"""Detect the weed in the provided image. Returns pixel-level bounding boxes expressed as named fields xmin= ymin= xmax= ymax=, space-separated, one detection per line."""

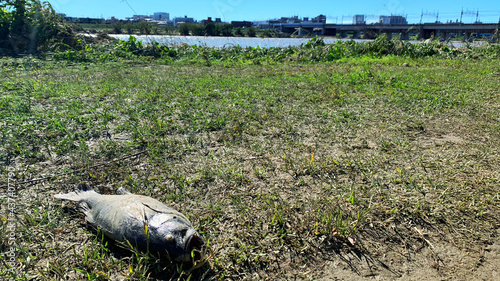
xmin=1 ymin=52 xmax=499 ymax=280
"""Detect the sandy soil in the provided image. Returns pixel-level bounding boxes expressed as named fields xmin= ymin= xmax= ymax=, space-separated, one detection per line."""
xmin=319 ymin=229 xmax=500 ymax=280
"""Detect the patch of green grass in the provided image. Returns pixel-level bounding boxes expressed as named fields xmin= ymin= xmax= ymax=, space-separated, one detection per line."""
xmin=0 ymin=54 xmax=499 ymax=280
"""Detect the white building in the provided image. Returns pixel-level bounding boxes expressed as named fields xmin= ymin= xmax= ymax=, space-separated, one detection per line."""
xmin=132 ymin=15 xmax=150 ymax=22
xmin=153 ymin=12 xmax=169 ymax=21
xmin=379 ymin=15 xmax=408 ymax=25
xmin=353 ymin=15 xmax=365 ymax=25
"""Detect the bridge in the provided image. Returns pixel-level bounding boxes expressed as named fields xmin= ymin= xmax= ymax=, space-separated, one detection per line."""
xmin=274 ymin=22 xmax=500 ymax=41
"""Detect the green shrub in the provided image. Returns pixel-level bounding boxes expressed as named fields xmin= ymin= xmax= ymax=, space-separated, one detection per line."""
xmin=179 ymin=23 xmax=190 ymax=35
xmin=219 ymin=23 xmax=233 ymax=37
xmin=191 ymin=24 xmax=206 ymax=36
xmin=0 ymin=0 xmax=80 ymax=55
xmin=205 ymin=23 xmax=217 ymax=36
xmin=247 ymin=27 xmax=256 ymax=37
xmin=48 ymin=31 xmax=500 ymax=64
xmin=235 ymin=27 xmax=244 ymax=37
xmin=112 ymin=22 xmax=123 ymax=34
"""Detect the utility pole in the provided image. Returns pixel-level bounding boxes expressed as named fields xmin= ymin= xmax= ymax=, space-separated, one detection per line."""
xmin=460 ymin=8 xmax=463 ymax=24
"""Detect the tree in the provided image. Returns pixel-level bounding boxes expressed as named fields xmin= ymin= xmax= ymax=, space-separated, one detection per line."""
xmin=235 ymin=27 xmax=244 ymax=37
xmin=112 ymin=22 xmax=124 ymax=34
xmin=219 ymin=23 xmax=233 ymax=37
xmin=191 ymin=24 xmax=205 ymax=36
xmin=247 ymin=27 xmax=256 ymax=37
xmin=179 ymin=23 xmax=190 ymax=35
xmin=125 ymin=22 xmax=134 ymax=34
xmin=205 ymin=23 xmax=217 ymax=36
xmin=0 ymin=3 xmax=11 ymax=42
xmin=136 ymin=22 xmax=152 ymax=35
xmin=261 ymin=30 xmax=273 ymax=38
xmin=164 ymin=25 xmax=175 ymax=35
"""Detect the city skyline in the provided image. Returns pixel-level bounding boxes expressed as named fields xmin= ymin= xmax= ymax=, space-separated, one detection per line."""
xmin=49 ymin=0 xmax=500 ymax=24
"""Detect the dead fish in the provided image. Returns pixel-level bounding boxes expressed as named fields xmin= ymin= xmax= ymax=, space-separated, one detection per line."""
xmin=54 ymin=185 xmax=204 ymax=262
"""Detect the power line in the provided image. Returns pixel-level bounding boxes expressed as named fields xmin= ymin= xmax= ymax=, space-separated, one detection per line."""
xmin=121 ymin=0 xmax=138 ymax=16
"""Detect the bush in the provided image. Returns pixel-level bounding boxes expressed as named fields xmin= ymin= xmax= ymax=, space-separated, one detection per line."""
xmin=125 ymin=23 xmax=134 ymax=34
xmin=235 ymin=27 xmax=244 ymax=37
xmin=304 ymin=36 xmax=325 ymax=48
xmin=0 ymin=0 xmax=80 ymax=55
xmin=112 ymin=22 xmax=123 ymax=34
xmin=260 ymin=30 xmax=274 ymax=38
xmin=205 ymin=23 xmax=217 ymax=36
xmin=247 ymin=27 xmax=256 ymax=37
xmin=179 ymin=23 xmax=190 ymax=36
xmin=136 ymin=22 xmax=152 ymax=35
xmin=191 ymin=24 xmax=206 ymax=36
xmin=219 ymin=23 xmax=233 ymax=37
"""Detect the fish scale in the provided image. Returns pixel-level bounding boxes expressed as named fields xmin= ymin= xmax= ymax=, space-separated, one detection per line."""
xmin=55 ymin=185 xmax=204 ymax=262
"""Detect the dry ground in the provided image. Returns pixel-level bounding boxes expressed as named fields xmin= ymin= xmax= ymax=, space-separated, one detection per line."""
xmin=1 ymin=57 xmax=499 ymax=280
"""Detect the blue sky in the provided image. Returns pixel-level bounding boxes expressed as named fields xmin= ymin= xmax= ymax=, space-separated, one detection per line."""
xmin=49 ymin=0 xmax=499 ymax=24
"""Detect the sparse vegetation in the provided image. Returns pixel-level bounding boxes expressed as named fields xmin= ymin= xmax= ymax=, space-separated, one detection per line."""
xmin=0 ymin=24 xmax=499 ymax=281
xmin=41 ymin=35 xmax=500 ymax=64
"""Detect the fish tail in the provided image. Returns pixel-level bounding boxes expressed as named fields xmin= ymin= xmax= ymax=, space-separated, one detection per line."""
xmin=54 ymin=183 xmax=100 ymax=202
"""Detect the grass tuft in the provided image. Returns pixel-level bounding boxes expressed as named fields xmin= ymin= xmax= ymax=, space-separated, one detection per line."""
xmin=1 ymin=44 xmax=499 ymax=280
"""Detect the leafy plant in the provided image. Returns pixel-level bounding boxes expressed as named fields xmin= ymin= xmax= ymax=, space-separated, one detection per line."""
xmin=304 ymin=36 xmax=325 ymax=48
xmin=0 ymin=0 xmax=79 ymax=55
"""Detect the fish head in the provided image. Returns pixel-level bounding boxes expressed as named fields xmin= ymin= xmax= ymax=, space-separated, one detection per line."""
xmin=148 ymin=213 xmax=205 ymax=262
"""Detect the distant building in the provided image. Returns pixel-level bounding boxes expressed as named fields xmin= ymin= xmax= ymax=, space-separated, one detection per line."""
xmin=201 ymin=17 xmax=213 ymax=25
xmin=282 ymin=16 xmax=301 ymax=23
xmin=62 ymin=16 xmax=105 ymax=24
xmin=379 ymin=15 xmax=407 ymax=25
xmin=267 ymin=16 xmax=301 ymax=24
xmin=231 ymin=21 xmax=252 ymax=28
xmin=390 ymin=15 xmax=407 ymax=24
xmin=174 ymin=16 xmax=195 ymax=26
xmin=379 ymin=16 xmax=390 ymax=25
xmin=353 ymin=15 xmax=366 ymax=25
xmin=153 ymin=12 xmax=169 ymax=21
xmin=132 ymin=15 xmax=150 ymax=22
xmin=253 ymin=20 xmax=268 ymax=29
xmin=311 ymin=14 xmax=326 ymax=23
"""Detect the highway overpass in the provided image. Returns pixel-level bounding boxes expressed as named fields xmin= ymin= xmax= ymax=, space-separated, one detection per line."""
xmin=273 ymin=22 xmax=499 ymax=41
